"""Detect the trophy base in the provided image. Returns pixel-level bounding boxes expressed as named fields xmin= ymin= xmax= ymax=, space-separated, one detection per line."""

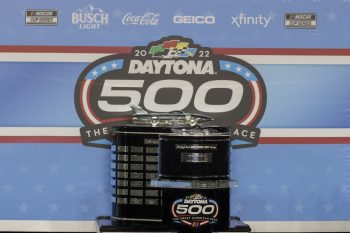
xmin=96 ymin=216 xmax=251 ymax=233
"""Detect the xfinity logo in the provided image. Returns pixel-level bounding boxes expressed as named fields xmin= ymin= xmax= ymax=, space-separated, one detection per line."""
xmin=173 ymin=15 xmax=215 ymax=24
xmin=231 ymin=13 xmax=271 ymax=28
xmin=122 ymin=12 xmax=160 ymax=25
xmin=72 ymin=4 xmax=109 ymax=29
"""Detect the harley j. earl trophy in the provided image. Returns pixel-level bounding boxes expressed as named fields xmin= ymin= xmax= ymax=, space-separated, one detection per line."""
xmin=96 ymin=106 xmax=251 ymax=233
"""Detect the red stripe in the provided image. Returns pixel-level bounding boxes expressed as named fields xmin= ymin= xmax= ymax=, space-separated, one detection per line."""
xmin=249 ymin=81 xmax=263 ymax=125
xmin=80 ymin=80 xmax=94 ymax=125
xmin=212 ymin=48 xmax=350 ymax=56
xmin=0 ymin=136 xmax=82 ymax=143
xmin=238 ymin=81 xmax=255 ymax=125
xmin=259 ymin=137 xmax=350 ymax=144
xmin=0 ymin=136 xmax=349 ymax=144
xmin=1 ymin=45 xmax=350 ymax=55
xmin=0 ymin=45 xmax=132 ymax=54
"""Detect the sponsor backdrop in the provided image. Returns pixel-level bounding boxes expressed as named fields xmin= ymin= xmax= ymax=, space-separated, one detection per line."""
xmin=1 ymin=0 xmax=350 ymax=231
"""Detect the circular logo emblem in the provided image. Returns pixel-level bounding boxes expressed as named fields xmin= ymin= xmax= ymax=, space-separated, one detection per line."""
xmin=74 ymin=36 xmax=267 ymax=148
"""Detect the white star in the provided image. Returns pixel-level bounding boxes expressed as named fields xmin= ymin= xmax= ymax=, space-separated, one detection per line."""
xmin=252 ymin=30 xmax=262 ymax=39
xmin=19 ymin=165 xmax=29 ymax=174
xmin=34 ymin=183 xmax=44 ymax=193
xmin=340 ymin=183 xmax=349 ymax=193
xmin=81 ymin=203 xmax=90 ymax=213
xmin=111 ymin=62 xmax=118 ymax=69
xmin=248 ymin=183 xmax=259 ymax=194
xmin=324 ymin=202 xmax=334 ymax=213
xmin=264 ymin=166 xmax=274 ymax=175
xmin=244 ymin=71 xmax=251 ymax=78
xmin=112 ymin=9 xmax=123 ymax=18
xmin=92 ymin=70 xmax=98 ymax=76
xmin=101 ymin=65 xmax=108 ymax=72
xmin=3 ymin=184 xmax=14 ymax=193
xmin=326 ymin=11 xmax=337 ymax=22
xmin=342 ymin=31 xmax=350 ymax=39
xmin=204 ymin=10 xmax=215 ymax=16
xmin=20 ymin=9 xmax=26 ymax=17
xmin=236 ymin=166 xmax=246 ymax=175
xmin=325 ymin=165 xmax=334 ymax=174
xmin=294 ymin=202 xmax=304 ymax=212
xmin=64 ymin=183 xmax=75 ymax=193
xmin=174 ymin=9 xmax=184 ymax=16
xmin=96 ymin=184 xmax=106 ymax=193
xmin=225 ymin=63 xmax=231 ymax=69
xmin=233 ymin=202 xmax=243 ymax=213
xmin=267 ymin=10 xmax=276 ymax=20
xmin=309 ymin=183 xmax=319 ymax=193
xmin=49 ymin=164 xmax=59 ymax=174
xmin=49 ymin=203 xmax=59 ymax=213
xmin=79 ymin=165 xmax=90 ymax=173
xmin=280 ymin=183 xmax=290 ymax=194
xmin=295 ymin=165 xmax=304 ymax=175
xmin=18 ymin=202 xmax=29 ymax=213
xmin=235 ymin=66 xmax=242 ymax=72
xmin=237 ymin=10 xmax=245 ymax=17
xmin=143 ymin=8 xmax=152 ymax=14
xmin=265 ymin=203 xmax=274 ymax=212
xmin=310 ymin=32 xmax=321 ymax=39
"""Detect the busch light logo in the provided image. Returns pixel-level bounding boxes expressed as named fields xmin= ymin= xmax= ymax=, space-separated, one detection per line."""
xmin=122 ymin=12 xmax=160 ymax=25
xmin=72 ymin=4 xmax=109 ymax=29
xmin=74 ymin=36 xmax=267 ymax=148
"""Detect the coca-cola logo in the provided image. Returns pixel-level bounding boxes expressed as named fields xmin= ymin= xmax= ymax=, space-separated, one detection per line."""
xmin=122 ymin=12 xmax=160 ymax=25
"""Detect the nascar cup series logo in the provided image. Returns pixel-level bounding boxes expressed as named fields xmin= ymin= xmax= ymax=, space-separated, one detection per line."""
xmin=172 ymin=194 xmax=219 ymax=227
xmin=74 ymin=36 xmax=267 ymax=148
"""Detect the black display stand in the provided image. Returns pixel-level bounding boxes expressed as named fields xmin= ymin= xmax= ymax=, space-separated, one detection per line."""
xmin=96 ymin=216 xmax=251 ymax=233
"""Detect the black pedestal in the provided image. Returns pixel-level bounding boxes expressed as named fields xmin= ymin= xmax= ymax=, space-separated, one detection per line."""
xmin=96 ymin=216 xmax=251 ymax=233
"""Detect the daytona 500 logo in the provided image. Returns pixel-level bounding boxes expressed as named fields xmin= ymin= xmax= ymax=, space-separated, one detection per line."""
xmin=74 ymin=36 xmax=266 ymax=148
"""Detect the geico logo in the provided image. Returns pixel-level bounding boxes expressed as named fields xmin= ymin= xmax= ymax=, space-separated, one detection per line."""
xmin=173 ymin=15 xmax=215 ymax=24
xmin=128 ymin=60 xmax=214 ymax=75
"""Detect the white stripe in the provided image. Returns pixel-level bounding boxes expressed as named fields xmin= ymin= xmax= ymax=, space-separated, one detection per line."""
xmin=235 ymin=55 xmax=350 ymax=65
xmin=0 ymin=220 xmax=350 ymax=232
xmin=0 ymin=127 xmax=80 ymax=136
xmin=82 ymin=79 xmax=101 ymax=124
xmin=1 ymin=53 xmax=350 ymax=64
xmin=0 ymin=220 xmax=97 ymax=232
xmin=0 ymin=53 xmax=111 ymax=62
xmin=260 ymin=128 xmax=350 ymax=137
xmin=0 ymin=127 xmax=349 ymax=137
xmin=247 ymin=221 xmax=350 ymax=232
xmin=239 ymin=82 xmax=260 ymax=125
